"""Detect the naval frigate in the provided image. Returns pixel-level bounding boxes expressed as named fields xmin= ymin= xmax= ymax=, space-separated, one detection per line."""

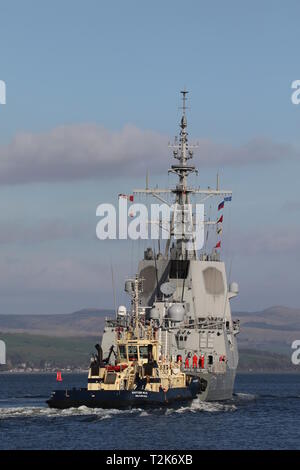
xmin=101 ymin=90 xmax=240 ymax=401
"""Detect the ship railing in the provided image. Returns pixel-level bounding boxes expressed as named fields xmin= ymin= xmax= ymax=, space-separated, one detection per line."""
xmin=212 ymin=362 xmax=227 ymax=373
xmin=180 ymin=318 xmax=225 ymax=330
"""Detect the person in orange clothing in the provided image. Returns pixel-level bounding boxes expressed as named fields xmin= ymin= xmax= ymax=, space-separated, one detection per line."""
xmin=192 ymin=353 xmax=198 ymax=368
xmin=199 ymin=354 xmax=205 ymax=369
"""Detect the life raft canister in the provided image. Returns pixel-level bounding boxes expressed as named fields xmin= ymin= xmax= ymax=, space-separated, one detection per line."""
xmin=106 ymin=364 xmax=128 ymax=372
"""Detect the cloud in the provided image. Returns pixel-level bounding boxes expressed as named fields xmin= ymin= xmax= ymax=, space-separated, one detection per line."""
xmin=0 ymin=124 xmax=167 ymax=185
xmin=0 ymin=254 xmax=112 ymax=293
xmin=0 ymin=124 xmax=297 ymax=185
xmin=0 ymin=219 xmax=91 ymax=245
xmin=197 ymin=137 xmax=297 ymax=166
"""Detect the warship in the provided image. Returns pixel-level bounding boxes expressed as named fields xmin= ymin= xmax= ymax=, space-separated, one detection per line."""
xmin=47 ymin=90 xmax=240 ymax=409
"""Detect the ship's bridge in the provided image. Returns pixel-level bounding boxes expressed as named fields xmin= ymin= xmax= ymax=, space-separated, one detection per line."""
xmin=117 ymin=338 xmax=159 ymax=365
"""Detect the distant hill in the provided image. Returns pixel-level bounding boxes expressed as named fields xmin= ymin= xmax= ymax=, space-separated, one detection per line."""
xmin=238 ymin=348 xmax=299 ymax=373
xmin=233 ymin=306 xmax=300 ymax=355
xmin=0 ymin=305 xmax=300 ymax=357
xmin=0 ymin=332 xmax=99 ymax=370
xmin=0 ymin=308 xmax=113 ymax=337
xmin=0 ymin=331 xmax=298 ymax=372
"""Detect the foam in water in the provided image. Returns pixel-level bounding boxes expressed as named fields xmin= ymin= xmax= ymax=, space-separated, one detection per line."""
xmin=0 ymin=405 xmax=140 ymax=420
xmin=0 ymin=395 xmax=240 ymax=421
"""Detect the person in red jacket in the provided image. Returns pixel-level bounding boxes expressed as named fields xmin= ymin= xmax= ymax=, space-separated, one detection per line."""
xmin=184 ymin=356 xmax=189 ymax=369
xmin=192 ymin=353 xmax=198 ymax=368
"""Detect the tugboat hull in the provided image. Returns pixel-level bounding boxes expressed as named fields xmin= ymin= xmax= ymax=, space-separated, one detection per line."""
xmin=47 ymin=380 xmax=201 ymax=410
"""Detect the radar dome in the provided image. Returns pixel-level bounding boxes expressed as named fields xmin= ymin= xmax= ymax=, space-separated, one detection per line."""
xmin=149 ymin=307 xmax=160 ymax=320
xmin=117 ymin=305 xmax=127 ymax=317
xmin=229 ymin=282 xmax=239 ymax=294
xmin=168 ymin=304 xmax=185 ymax=322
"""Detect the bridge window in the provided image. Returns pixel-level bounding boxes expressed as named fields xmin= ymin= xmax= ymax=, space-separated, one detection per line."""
xmin=118 ymin=345 xmax=127 ymax=361
xmin=139 ymin=346 xmax=148 ymax=359
xmin=128 ymin=345 xmax=138 ymax=361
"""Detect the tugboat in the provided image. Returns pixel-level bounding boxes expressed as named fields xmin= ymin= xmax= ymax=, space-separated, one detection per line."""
xmin=47 ymin=277 xmax=203 ymax=409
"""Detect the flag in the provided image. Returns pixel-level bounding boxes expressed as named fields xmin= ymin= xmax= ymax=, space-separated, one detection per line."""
xmin=119 ymin=194 xmax=134 ymax=202
xmin=215 ymin=241 xmax=221 ymax=249
xmin=217 ymin=227 xmax=223 ymax=235
xmin=224 ymin=196 xmax=232 ymax=202
xmin=217 ymin=215 xmax=223 ymax=224
xmin=218 ymin=200 xmax=224 ymax=211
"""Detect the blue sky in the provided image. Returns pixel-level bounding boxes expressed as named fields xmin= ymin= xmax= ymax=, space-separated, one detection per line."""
xmin=0 ymin=0 xmax=300 ymax=314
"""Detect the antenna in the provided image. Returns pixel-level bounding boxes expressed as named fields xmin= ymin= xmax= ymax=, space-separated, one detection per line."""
xmin=180 ymin=88 xmax=189 ymax=115
xmin=110 ymin=261 xmax=117 ymax=317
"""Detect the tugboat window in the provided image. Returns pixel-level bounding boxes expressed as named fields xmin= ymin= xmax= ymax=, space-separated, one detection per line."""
xmin=128 ymin=345 xmax=138 ymax=361
xmin=118 ymin=345 xmax=127 ymax=361
xmin=139 ymin=346 xmax=148 ymax=359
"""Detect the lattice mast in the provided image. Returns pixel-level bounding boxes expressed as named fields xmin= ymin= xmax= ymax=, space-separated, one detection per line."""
xmin=133 ymin=90 xmax=232 ymax=261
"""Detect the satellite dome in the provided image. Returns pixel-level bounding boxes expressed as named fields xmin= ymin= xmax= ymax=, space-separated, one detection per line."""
xmin=168 ymin=304 xmax=185 ymax=322
xmin=149 ymin=307 xmax=160 ymax=320
xmin=117 ymin=305 xmax=127 ymax=317
xmin=229 ymin=282 xmax=239 ymax=294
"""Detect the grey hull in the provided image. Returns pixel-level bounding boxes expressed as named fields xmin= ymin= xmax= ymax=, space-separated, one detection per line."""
xmin=195 ymin=367 xmax=236 ymax=401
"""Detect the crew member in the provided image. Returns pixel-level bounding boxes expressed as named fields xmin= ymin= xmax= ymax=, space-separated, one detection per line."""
xmin=192 ymin=353 xmax=198 ymax=368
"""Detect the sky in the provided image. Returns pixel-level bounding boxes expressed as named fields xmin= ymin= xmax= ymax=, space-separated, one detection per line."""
xmin=0 ymin=0 xmax=300 ymax=314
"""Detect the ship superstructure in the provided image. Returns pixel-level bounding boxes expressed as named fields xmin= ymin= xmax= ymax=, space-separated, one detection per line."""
xmin=101 ymin=91 xmax=240 ymax=401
